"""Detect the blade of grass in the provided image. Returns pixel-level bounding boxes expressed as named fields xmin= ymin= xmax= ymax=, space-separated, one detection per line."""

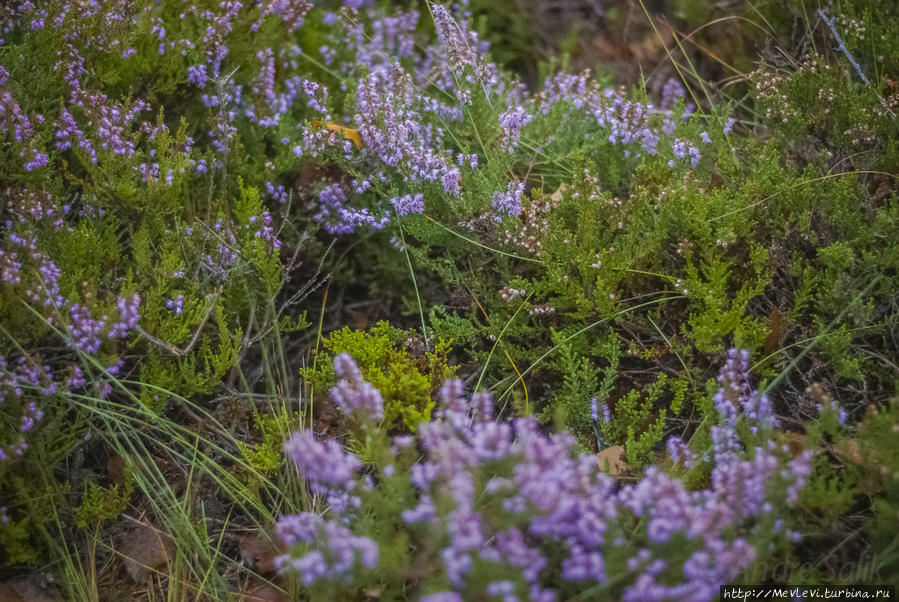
xmin=647 ymin=314 xmax=694 ymax=387
xmin=474 ymin=291 xmax=534 ymax=393
xmin=493 ymin=295 xmax=686 ymax=404
xmin=424 ymin=215 xmax=545 ymax=263
xmin=398 ymin=222 xmax=429 ymax=348
xmin=761 ymin=275 xmax=882 ymax=394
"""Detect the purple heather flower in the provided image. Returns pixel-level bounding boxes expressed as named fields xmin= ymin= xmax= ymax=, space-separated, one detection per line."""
xmin=68 ymin=304 xmax=106 ymax=353
xmin=165 ymin=295 xmax=184 ymax=315
xmin=402 ymin=493 xmax=436 ymax=524
xmin=671 ymin=138 xmax=701 ymax=168
xmin=106 ymin=360 xmax=125 ymax=377
xmin=315 ymin=183 xmax=388 ymax=234
xmin=492 ymin=181 xmax=525 ymax=216
xmin=431 ymin=5 xmax=497 ymax=89
xmin=498 ymin=105 xmax=533 ymax=153
xmin=284 ymin=429 xmax=361 ymax=494
xmin=187 ymin=64 xmax=207 ymax=88
xmin=666 ymin=436 xmax=697 ymax=468
xmin=108 ymin=294 xmax=141 ymax=339
xmin=390 ymin=193 xmax=425 ymax=216
xmin=64 ymin=366 xmax=86 ymax=390
xmin=723 ymin=118 xmax=735 ymax=134
xmin=562 ymin=543 xmax=605 ymax=582
xmin=486 ymin=581 xmax=516 ymax=596
xmin=276 ymin=512 xmax=323 ymax=547
xmin=275 ymin=512 xmax=378 ymax=585
xmin=391 ymin=435 xmax=414 ymax=453
xmin=441 ymin=168 xmax=461 ymax=196
xmin=785 ymin=450 xmax=813 ymax=505
xmin=329 ymin=354 xmax=384 ymax=420
xmin=420 ymin=594 xmax=463 ymax=602
xmin=353 ymin=64 xmax=461 ymax=194
xmin=265 ymin=181 xmax=288 ymax=204
xmin=660 ymin=77 xmax=686 ymax=110
xmin=817 ymin=399 xmax=848 ymax=425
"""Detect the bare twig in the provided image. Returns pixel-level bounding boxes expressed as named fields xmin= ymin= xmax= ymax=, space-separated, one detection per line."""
xmin=135 ymin=286 xmax=222 ymax=357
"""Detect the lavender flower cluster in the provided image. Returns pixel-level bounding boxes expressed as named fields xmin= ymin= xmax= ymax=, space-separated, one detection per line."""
xmin=0 ymin=356 xmax=48 ymax=461
xmin=276 ymin=350 xmax=813 ymax=600
xmin=2 ymin=0 xmax=726 ymax=256
xmin=286 ymin=1 xmax=726 ymax=239
xmin=275 ymin=512 xmax=378 ymax=586
xmin=1 ymin=225 xmax=142 ymax=354
xmin=288 ymin=2 xmax=507 ymax=233
xmin=0 ymin=349 xmax=118 ymax=464
xmin=0 ymin=65 xmax=48 ymax=171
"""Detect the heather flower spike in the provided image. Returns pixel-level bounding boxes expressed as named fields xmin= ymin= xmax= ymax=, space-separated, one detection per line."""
xmin=329 ymin=353 xmax=384 ymax=420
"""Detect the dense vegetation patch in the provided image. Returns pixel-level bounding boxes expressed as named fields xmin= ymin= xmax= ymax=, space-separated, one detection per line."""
xmin=1 ymin=0 xmax=897 ymax=599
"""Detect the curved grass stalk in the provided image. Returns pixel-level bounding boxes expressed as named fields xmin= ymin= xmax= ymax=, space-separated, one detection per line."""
xmin=750 ymin=322 xmax=890 ymax=373
xmin=424 ymin=215 xmax=545 ymax=263
xmin=474 ymin=291 xmax=535 ymax=393
xmin=761 ymin=275 xmax=882 ymax=394
xmin=493 ymin=295 xmax=686 ymax=404
xmin=398 ymin=222 xmax=429 ymax=349
xmin=710 ymin=170 xmax=899 ymax=222
xmin=10 ymin=300 xmax=305 ymax=597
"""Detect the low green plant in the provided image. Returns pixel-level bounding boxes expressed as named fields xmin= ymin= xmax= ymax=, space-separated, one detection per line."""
xmin=75 ymin=472 xmax=135 ymax=529
xmin=303 ymin=322 xmax=456 ymax=430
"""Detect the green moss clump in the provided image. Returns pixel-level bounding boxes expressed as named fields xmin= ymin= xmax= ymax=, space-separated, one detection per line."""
xmin=303 ymin=322 xmax=457 ymax=430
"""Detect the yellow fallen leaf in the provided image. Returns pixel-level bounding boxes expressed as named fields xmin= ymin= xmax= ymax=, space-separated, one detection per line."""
xmin=311 ymin=120 xmax=363 ymax=149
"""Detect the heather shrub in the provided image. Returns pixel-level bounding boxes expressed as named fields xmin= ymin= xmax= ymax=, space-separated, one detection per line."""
xmin=847 ymin=401 xmax=899 ymax=564
xmin=293 ymin=0 xmax=899 ymax=469
xmin=0 ymin=0 xmax=326 ymax=582
xmin=274 ymin=350 xmax=816 ymax=599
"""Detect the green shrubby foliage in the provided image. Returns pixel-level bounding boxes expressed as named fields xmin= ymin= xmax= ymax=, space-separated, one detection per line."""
xmin=302 ymin=322 xmax=456 ymax=430
xmin=237 ymin=411 xmax=300 ymax=476
xmin=0 ymin=0 xmax=897 ymax=595
xmin=75 ymin=471 xmax=135 ymax=529
xmin=0 ymin=0 xmax=323 ymax=575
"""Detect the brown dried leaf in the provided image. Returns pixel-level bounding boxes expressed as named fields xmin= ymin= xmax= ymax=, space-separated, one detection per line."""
xmin=106 ymin=455 xmax=127 ymax=486
xmin=0 ymin=582 xmax=25 ymax=602
xmin=120 ymin=525 xmax=174 ymax=584
xmin=597 ymin=445 xmax=629 ymax=476
xmin=762 ymin=307 xmax=784 ymax=356
xmin=239 ymin=582 xmax=287 ymax=602
xmin=784 ymin=432 xmax=807 ymax=457
xmin=838 ymin=439 xmax=864 ymax=465
xmin=239 ymin=533 xmax=283 ymax=576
